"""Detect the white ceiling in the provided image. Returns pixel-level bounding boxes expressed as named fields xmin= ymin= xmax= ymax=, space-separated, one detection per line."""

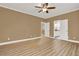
xmin=0 ymin=3 xmax=79 ymax=19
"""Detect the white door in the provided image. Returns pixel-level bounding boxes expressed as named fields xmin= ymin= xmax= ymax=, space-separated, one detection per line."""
xmin=54 ymin=19 xmax=68 ymax=40
xmin=41 ymin=22 xmax=50 ymax=37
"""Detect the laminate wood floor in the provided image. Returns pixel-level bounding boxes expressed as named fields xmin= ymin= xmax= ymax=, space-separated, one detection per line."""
xmin=0 ymin=37 xmax=79 ymax=56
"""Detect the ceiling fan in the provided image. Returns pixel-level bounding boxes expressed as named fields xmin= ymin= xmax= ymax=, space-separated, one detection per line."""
xmin=35 ymin=3 xmax=56 ymax=13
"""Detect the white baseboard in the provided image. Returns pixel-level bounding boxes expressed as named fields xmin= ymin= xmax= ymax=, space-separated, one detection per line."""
xmin=49 ymin=37 xmax=79 ymax=44
xmin=0 ymin=37 xmax=41 ymax=46
xmin=1 ymin=36 xmax=79 ymax=46
xmin=49 ymin=37 xmax=55 ymax=39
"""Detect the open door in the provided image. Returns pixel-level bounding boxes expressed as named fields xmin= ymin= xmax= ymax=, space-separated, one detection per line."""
xmin=54 ymin=19 xmax=68 ymax=40
xmin=41 ymin=22 xmax=50 ymax=37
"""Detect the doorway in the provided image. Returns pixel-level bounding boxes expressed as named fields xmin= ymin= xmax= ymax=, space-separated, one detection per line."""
xmin=54 ymin=19 xmax=68 ymax=40
xmin=41 ymin=22 xmax=50 ymax=37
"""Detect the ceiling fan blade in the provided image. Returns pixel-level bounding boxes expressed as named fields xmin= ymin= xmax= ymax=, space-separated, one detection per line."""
xmin=46 ymin=10 xmax=48 ymax=13
xmin=47 ymin=7 xmax=56 ymax=9
xmin=38 ymin=10 xmax=42 ymax=13
xmin=42 ymin=3 xmax=48 ymax=7
xmin=35 ymin=6 xmax=42 ymax=8
xmin=45 ymin=3 xmax=48 ymax=6
xmin=42 ymin=3 xmax=45 ymax=7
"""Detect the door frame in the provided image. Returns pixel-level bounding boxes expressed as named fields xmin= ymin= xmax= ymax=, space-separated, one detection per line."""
xmin=41 ymin=22 xmax=50 ymax=37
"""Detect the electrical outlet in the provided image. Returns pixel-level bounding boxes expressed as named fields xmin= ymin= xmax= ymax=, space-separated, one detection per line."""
xmin=8 ymin=37 xmax=10 ymax=40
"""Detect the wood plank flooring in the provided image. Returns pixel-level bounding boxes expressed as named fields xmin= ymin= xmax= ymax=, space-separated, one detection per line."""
xmin=0 ymin=37 xmax=79 ymax=56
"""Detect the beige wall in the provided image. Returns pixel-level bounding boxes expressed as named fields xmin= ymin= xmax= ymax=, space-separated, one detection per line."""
xmin=45 ymin=10 xmax=79 ymax=41
xmin=0 ymin=7 xmax=43 ymax=43
xmin=0 ymin=6 xmax=79 ymax=43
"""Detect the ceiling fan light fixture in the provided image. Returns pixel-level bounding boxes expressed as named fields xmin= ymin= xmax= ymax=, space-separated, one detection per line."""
xmin=42 ymin=8 xmax=47 ymax=12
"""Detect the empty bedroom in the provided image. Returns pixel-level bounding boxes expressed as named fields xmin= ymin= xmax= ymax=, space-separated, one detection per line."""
xmin=0 ymin=3 xmax=79 ymax=56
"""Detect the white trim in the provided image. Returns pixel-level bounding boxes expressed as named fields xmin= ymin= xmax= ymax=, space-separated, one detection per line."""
xmin=49 ymin=37 xmax=55 ymax=38
xmin=49 ymin=37 xmax=79 ymax=44
xmin=0 ymin=36 xmax=79 ymax=46
xmin=0 ymin=37 xmax=41 ymax=46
